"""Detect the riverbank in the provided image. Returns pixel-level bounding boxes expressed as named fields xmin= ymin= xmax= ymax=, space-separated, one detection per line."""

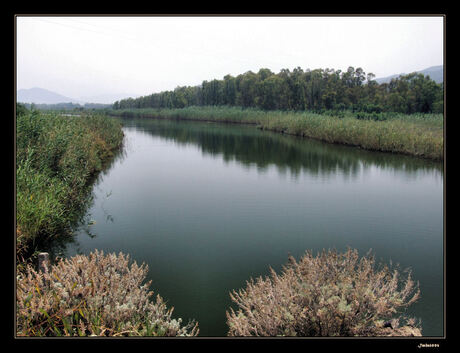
xmin=109 ymin=106 xmax=443 ymax=161
xmin=15 ymin=111 xmax=438 ymax=337
xmin=15 ymin=108 xmax=202 ymax=337
xmin=16 ymin=109 xmax=124 ymax=261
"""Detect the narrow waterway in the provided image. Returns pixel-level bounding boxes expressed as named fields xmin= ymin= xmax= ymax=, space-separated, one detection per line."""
xmin=64 ymin=118 xmax=444 ymax=337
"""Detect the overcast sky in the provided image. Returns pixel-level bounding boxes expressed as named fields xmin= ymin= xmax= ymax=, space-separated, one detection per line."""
xmin=16 ymin=15 xmax=444 ymax=101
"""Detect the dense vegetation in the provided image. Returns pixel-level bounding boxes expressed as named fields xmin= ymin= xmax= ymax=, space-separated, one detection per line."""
xmin=16 ymin=250 xmax=199 ymax=337
xmin=113 ymin=67 xmax=443 ymax=114
xmin=227 ymin=249 xmax=421 ymax=337
xmin=21 ymin=102 xmax=111 ymax=111
xmin=110 ymin=106 xmax=443 ymax=160
xmin=16 ymin=105 xmax=124 ymax=260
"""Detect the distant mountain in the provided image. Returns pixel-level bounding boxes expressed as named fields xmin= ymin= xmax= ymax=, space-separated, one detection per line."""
xmin=375 ymin=65 xmax=443 ymax=84
xmin=17 ymin=87 xmax=82 ymax=104
xmin=17 ymin=87 xmax=140 ymax=105
xmin=417 ymin=66 xmax=444 ymax=83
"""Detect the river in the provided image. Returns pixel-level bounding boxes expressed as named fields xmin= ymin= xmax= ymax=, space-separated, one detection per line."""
xmin=63 ymin=117 xmax=444 ymax=337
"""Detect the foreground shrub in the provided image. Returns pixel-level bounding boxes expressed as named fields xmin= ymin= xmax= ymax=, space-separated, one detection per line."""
xmin=16 ymin=250 xmax=199 ymax=337
xmin=226 ymin=249 xmax=421 ymax=337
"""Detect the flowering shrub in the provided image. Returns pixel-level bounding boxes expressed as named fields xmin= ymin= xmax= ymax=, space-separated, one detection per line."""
xmin=16 ymin=250 xmax=199 ymax=336
xmin=226 ymin=249 xmax=421 ymax=336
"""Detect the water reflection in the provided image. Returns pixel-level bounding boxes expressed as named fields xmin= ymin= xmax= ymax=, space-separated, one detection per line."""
xmin=121 ymin=118 xmax=443 ymax=182
xmin=64 ymin=117 xmax=443 ymax=336
xmin=39 ymin=140 xmax=127 ymax=260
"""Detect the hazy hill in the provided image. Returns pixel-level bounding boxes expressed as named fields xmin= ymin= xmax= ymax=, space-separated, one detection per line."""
xmin=17 ymin=87 xmax=140 ymax=105
xmin=17 ymin=87 xmax=82 ymax=104
xmin=375 ymin=65 xmax=443 ymax=84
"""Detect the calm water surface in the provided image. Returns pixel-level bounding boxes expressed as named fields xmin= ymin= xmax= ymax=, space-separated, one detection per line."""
xmin=64 ymin=118 xmax=444 ymax=337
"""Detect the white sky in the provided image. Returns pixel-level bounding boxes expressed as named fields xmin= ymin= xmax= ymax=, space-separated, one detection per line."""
xmin=16 ymin=15 xmax=444 ymax=100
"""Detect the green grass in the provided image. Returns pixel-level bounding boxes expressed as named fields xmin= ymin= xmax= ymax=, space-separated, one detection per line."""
xmin=16 ymin=110 xmax=124 ymax=257
xmin=110 ymin=106 xmax=443 ymax=160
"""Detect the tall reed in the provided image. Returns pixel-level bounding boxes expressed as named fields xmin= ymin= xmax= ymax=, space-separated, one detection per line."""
xmin=16 ymin=110 xmax=124 ymax=258
xmin=110 ymin=106 xmax=443 ymax=160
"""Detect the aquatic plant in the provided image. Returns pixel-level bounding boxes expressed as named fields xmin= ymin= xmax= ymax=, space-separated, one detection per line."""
xmin=226 ymin=248 xmax=421 ymax=337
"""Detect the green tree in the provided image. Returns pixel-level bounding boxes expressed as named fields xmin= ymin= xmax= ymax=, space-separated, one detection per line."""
xmin=223 ymin=75 xmax=237 ymax=106
xmin=257 ymin=75 xmax=285 ymax=110
xmin=237 ymin=71 xmax=259 ymax=108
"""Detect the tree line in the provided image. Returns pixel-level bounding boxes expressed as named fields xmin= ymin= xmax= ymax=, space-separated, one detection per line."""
xmin=113 ymin=67 xmax=443 ymax=114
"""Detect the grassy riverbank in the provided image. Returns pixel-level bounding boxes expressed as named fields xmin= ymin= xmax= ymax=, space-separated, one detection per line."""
xmin=15 ymin=108 xmax=201 ymax=337
xmin=110 ymin=106 xmax=443 ymax=160
xmin=16 ymin=109 xmax=124 ymax=259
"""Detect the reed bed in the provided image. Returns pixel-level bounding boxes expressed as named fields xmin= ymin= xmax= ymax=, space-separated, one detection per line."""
xmin=16 ymin=111 xmax=124 ymax=258
xmin=110 ymin=106 xmax=443 ymax=160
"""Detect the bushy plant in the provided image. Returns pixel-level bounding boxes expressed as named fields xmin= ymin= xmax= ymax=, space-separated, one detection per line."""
xmin=355 ymin=103 xmax=384 ymax=114
xmin=356 ymin=112 xmax=387 ymax=121
xmin=226 ymin=249 xmax=421 ymax=337
xmin=16 ymin=250 xmax=199 ymax=337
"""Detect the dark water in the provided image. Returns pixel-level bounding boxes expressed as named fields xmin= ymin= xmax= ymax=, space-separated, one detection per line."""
xmin=64 ymin=118 xmax=444 ymax=337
